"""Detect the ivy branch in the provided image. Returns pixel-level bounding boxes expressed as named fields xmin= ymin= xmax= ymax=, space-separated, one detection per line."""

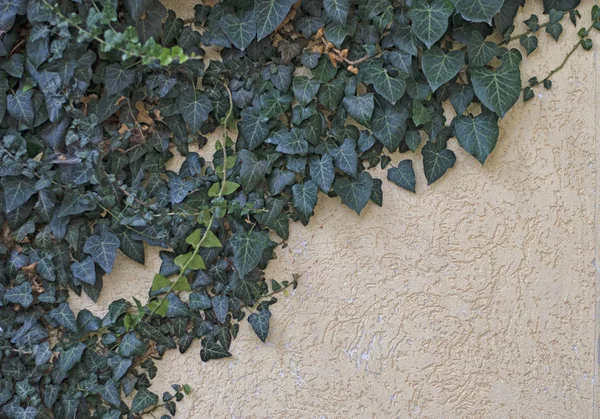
xmin=139 ymin=84 xmax=236 ymax=322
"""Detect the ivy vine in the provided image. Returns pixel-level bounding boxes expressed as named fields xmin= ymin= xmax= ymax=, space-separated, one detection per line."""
xmin=0 ymin=0 xmax=596 ymax=417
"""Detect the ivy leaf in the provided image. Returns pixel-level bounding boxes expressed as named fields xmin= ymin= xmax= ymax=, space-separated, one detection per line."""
xmin=57 ymin=342 xmax=86 ymax=374
xmin=222 ymin=10 xmax=256 ymax=51
xmin=422 ymin=142 xmax=456 ymax=185
xmin=309 ymin=154 xmax=335 ymax=192
xmin=371 ymin=101 xmax=409 ymax=152
xmin=333 ymin=171 xmax=373 ymax=215
xmin=450 ymin=0 xmax=503 ymax=23
xmin=239 ymin=107 xmax=269 ymax=150
xmin=248 ymin=308 xmax=271 ymax=342
xmin=467 ymin=32 xmax=501 ymax=67
xmin=47 ymin=302 xmax=77 ymax=332
xmin=546 ymin=11 xmax=563 ymax=41
xmin=519 ymin=35 xmax=538 ymax=55
xmin=292 ymin=180 xmax=318 ymax=225
xmin=177 ymin=89 xmax=213 ymax=133
xmin=118 ymin=332 xmax=148 ymax=358
xmin=412 ymin=101 xmax=433 ymax=126
xmin=230 ymin=230 xmax=270 ymax=278
xmin=453 ymin=112 xmax=499 ymax=164
xmin=104 ymin=64 xmax=134 ymax=96
xmin=360 ymin=61 xmax=406 ymax=104
xmin=119 ymin=231 xmax=145 ymax=265
xmin=259 ymin=90 xmax=293 ymax=118
xmin=239 ymin=149 xmax=270 ymax=192
xmin=324 ymin=0 xmax=349 ymax=24
xmin=200 ymin=338 xmax=231 ymax=362
xmin=421 ymin=47 xmax=464 ymax=92
xmin=449 ymin=84 xmax=474 ymax=115
xmin=342 ymin=93 xmax=374 ymax=126
xmin=407 ymin=0 xmax=454 ymax=49
xmin=331 ymin=138 xmax=358 ymax=177
xmin=131 ymin=388 xmax=158 ymax=413
xmin=255 ymin=0 xmax=297 ymax=40
xmin=3 ymin=176 xmax=36 ymax=213
xmin=4 ymin=282 xmax=33 ymax=308
xmin=388 ymin=160 xmax=416 ymax=193
xmin=83 ymin=232 xmax=121 ymax=274
xmin=276 ymin=129 xmax=309 ymax=155
xmin=495 ymin=0 xmax=526 ymax=35
xmin=212 ymin=295 xmax=228 ymax=324
xmin=292 ymin=76 xmax=320 ymax=106
xmin=470 ymin=62 xmax=521 ymax=117
xmin=543 ymin=0 xmax=580 ymax=13
xmin=7 ymin=89 xmax=34 ymax=126
xmin=98 ymin=379 xmax=121 ymax=407
xmin=71 ymin=256 xmax=96 ymax=285
xmin=57 ymin=192 xmax=96 ymax=217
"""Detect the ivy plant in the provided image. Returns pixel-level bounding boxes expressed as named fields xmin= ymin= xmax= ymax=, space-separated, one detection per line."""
xmin=0 ymin=0 xmax=597 ymax=417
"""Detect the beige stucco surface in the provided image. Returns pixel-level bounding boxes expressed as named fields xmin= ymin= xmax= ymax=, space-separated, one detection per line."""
xmin=71 ymin=1 xmax=600 ymax=417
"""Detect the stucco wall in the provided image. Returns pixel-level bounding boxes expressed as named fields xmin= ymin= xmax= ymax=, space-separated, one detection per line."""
xmin=71 ymin=1 xmax=600 ymax=417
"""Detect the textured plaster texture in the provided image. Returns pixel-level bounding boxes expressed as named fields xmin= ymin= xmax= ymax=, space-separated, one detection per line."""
xmin=71 ymin=1 xmax=600 ymax=417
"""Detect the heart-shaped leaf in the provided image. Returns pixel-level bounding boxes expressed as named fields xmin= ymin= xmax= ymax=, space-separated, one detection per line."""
xmin=333 ymin=171 xmax=373 ymax=215
xmin=453 ymin=112 xmax=499 ymax=164
xmin=387 ymin=160 xmax=416 ymax=192
xmin=422 ymin=47 xmax=464 ymax=91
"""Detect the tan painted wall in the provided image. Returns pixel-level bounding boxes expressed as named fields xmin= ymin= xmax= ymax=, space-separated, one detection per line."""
xmin=71 ymin=1 xmax=600 ymax=417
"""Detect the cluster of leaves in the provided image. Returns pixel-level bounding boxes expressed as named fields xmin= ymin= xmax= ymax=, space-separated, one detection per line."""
xmin=0 ymin=0 xmax=597 ymax=417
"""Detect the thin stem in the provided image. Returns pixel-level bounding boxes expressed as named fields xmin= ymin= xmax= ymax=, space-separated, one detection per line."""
xmin=143 ymin=83 xmax=234 ymax=321
xmin=528 ymin=22 xmax=593 ymax=87
xmin=501 ymin=8 xmax=576 ymax=45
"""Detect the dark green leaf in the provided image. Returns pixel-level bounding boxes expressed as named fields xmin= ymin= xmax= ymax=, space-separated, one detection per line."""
xmin=422 ymin=47 xmax=464 ymax=92
xmin=71 ymin=256 xmax=96 ymax=285
xmin=324 ymin=0 xmax=349 ymax=24
xmin=178 ymin=89 xmax=213 ymax=133
xmin=212 ymin=295 xmax=228 ymax=324
xmin=331 ymin=138 xmax=358 ymax=176
xmin=276 ymin=129 xmax=309 ymax=155
xmin=543 ymin=0 xmax=580 ymax=13
xmin=407 ymin=0 xmax=454 ymax=49
xmin=200 ymin=338 xmax=231 ymax=361
xmin=255 ymin=0 xmax=297 ymax=40
xmin=422 ymin=142 xmax=456 ymax=184
xmin=248 ymin=308 xmax=271 ymax=342
xmin=453 ymin=111 xmax=499 ymax=164
xmin=47 ymin=302 xmax=77 ymax=332
xmin=449 ymin=83 xmax=474 ymax=115
xmin=333 ymin=171 xmax=373 ymax=215
xmin=371 ymin=101 xmax=409 ymax=151
xmin=292 ymin=76 xmax=320 ymax=106
xmin=222 ymin=10 xmax=256 ymax=50
xmin=467 ymin=32 xmax=501 ymax=66
xmin=131 ymin=388 xmax=158 ymax=413
xmin=58 ymin=342 xmax=85 ymax=373
xmin=4 ymin=176 xmax=36 ymax=213
xmin=360 ymin=61 xmax=406 ymax=104
xmin=450 ymin=0 xmax=503 ymax=23
xmin=230 ymin=230 xmax=270 ymax=278
xmin=7 ymin=89 xmax=34 ymax=126
xmin=118 ymin=332 xmax=148 ymax=358
xmin=309 ymin=154 xmax=335 ymax=192
xmin=292 ymin=180 xmax=318 ymax=224
xmin=519 ymin=35 xmax=538 ymax=55
xmin=239 ymin=149 xmax=270 ymax=192
xmin=104 ymin=64 xmax=134 ymax=96
xmin=470 ymin=61 xmax=521 ymax=117
xmin=4 ymin=282 xmax=33 ymax=307
xmin=342 ymin=93 xmax=374 ymax=126
xmin=387 ymin=160 xmax=416 ymax=192
xmin=83 ymin=232 xmax=121 ymax=274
